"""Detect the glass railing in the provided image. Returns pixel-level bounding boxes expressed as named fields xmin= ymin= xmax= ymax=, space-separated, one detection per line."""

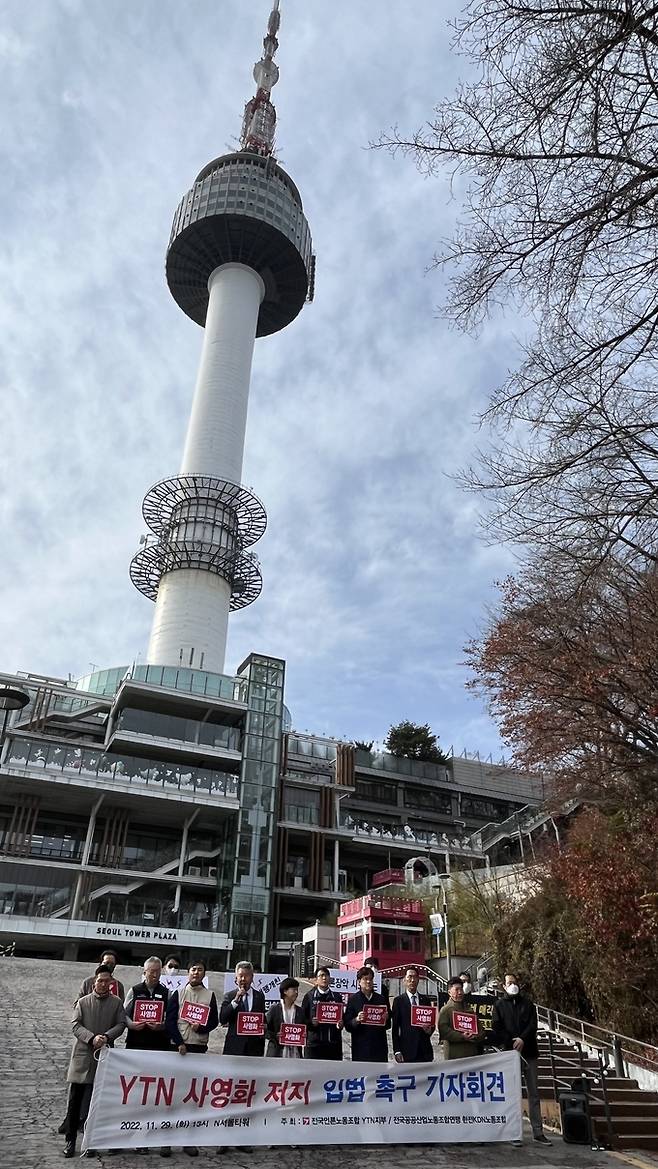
xmin=75 ymin=664 xmax=248 ymax=703
xmin=130 ymin=664 xmax=247 ymax=703
xmin=339 ymin=812 xmax=473 ymax=851
xmin=5 ymin=737 xmax=239 ymax=800
xmin=287 ymin=735 xmax=337 ymax=762
xmin=115 ymin=709 xmax=241 ymax=752
xmin=354 ymin=749 xmax=448 ymax=782
xmin=469 ymin=798 xmax=579 ymax=851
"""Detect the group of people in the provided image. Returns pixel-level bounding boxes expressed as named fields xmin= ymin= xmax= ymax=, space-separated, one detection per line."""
xmin=63 ymin=949 xmax=550 ymax=1158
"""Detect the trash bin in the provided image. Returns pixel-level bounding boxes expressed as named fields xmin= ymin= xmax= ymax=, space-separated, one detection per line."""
xmin=559 ymin=1081 xmax=593 ymax=1144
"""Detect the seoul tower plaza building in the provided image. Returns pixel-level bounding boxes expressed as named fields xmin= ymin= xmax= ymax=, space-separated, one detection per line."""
xmin=0 ymin=2 xmax=315 ymax=970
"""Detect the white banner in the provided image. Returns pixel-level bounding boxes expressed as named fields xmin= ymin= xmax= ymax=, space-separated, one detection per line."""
xmin=83 ymin=1050 xmax=521 ymax=1150
xmin=220 ymin=969 xmax=381 ymax=1007
xmin=325 ymin=968 xmax=382 ymax=996
xmin=160 ymin=974 xmax=209 ymax=994
xmin=221 ymin=971 xmax=289 ymax=1007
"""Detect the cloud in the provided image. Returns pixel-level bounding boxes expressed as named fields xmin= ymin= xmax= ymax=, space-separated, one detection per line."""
xmin=0 ymin=0 xmax=526 ymax=760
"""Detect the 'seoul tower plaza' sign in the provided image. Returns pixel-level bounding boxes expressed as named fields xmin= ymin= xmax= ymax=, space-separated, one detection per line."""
xmin=131 ymin=0 xmax=314 ymax=673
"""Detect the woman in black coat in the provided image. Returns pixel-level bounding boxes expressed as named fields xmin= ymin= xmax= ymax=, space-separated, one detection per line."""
xmin=265 ymin=977 xmax=305 ymax=1058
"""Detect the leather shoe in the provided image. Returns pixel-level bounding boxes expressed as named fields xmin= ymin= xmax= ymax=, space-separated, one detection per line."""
xmin=184 ymin=1150 xmax=199 ymax=1159
xmin=64 ymin=1139 xmax=76 ymax=1158
xmin=160 ymin=1149 xmax=172 ymax=1159
xmin=533 ymin=1134 xmax=552 ymax=1145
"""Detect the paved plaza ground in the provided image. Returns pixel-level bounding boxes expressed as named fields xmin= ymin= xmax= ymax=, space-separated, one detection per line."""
xmin=2 ymin=957 xmax=656 ymax=1169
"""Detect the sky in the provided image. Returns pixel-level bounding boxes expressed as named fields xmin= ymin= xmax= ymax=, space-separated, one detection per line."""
xmin=0 ymin=0 xmax=524 ymax=760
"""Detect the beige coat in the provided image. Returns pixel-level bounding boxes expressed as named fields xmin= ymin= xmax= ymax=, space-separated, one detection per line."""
xmin=67 ymin=992 xmax=126 ymax=1083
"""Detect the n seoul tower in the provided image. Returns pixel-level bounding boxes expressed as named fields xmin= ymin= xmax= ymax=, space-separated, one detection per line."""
xmin=131 ymin=0 xmax=314 ymax=673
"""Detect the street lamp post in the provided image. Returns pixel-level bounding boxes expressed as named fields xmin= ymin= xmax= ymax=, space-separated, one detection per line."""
xmin=0 ymin=687 xmax=29 ymax=753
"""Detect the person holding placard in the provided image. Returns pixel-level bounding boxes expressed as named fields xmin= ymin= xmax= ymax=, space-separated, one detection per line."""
xmin=166 ymin=959 xmax=219 ymax=1055
xmin=219 ymin=959 xmax=267 ymax=1057
xmin=392 ymin=966 xmax=435 ymax=1063
xmin=438 ymin=975 xmax=485 ymax=1060
xmin=301 ymin=966 xmax=344 ymax=1061
xmin=344 ymin=966 xmax=391 ymax=1061
xmin=124 ymin=957 xmax=170 ymax=1050
xmin=265 ymin=977 xmax=306 ymax=1058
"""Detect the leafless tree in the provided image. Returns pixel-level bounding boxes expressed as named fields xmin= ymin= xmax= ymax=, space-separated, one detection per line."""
xmin=378 ymin=2 xmax=658 ymax=573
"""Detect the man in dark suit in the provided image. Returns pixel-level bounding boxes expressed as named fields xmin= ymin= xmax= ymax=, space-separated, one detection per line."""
xmin=344 ymin=966 xmax=391 ymax=1061
xmin=392 ymin=965 xmax=435 ymax=1063
xmin=219 ymin=960 xmax=266 ymax=1056
xmin=301 ymin=966 xmax=344 ymax=1060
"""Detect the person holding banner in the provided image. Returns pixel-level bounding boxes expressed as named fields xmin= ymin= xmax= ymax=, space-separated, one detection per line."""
xmin=301 ymin=966 xmax=344 ymax=1061
xmin=265 ymin=977 xmax=305 ymax=1058
xmin=62 ymin=966 xmax=126 ymax=1159
xmin=219 ymin=959 xmax=267 ymax=1057
xmin=392 ymin=966 xmax=435 ymax=1063
xmin=490 ymin=972 xmax=552 ymax=1145
xmin=438 ymin=976 xmax=486 ymax=1060
xmin=344 ymin=966 xmax=391 ymax=1061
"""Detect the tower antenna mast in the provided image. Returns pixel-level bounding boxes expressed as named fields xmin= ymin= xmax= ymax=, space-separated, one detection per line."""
xmin=240 ymin=0 xmax=281 ymax=157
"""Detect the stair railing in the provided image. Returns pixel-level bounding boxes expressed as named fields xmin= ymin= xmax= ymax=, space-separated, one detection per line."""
xmin=544 ymin=1029 xmax=614 ymax=1148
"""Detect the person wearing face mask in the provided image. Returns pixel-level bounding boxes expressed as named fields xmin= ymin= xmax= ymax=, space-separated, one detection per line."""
xmin=490 ymin=973 xmax=552 ymax=1145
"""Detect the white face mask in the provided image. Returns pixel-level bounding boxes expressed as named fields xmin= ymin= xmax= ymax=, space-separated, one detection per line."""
xmin=506 ymin=983 xmax=520 ymax=996
xmin=462 ymin=982 xmax=472 ymax=993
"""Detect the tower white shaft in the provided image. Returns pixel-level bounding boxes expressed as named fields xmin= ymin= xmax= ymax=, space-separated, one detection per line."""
xmin=146 ymin=263 xmax=264 ymax=673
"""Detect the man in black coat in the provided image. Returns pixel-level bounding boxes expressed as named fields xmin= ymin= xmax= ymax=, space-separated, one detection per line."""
xmin=219 ymin=960 xmax=266 ymax=1056
xmin=124 ymin=956 xmax=170 ymax=1050
xmin=301 ymin=966 xmax=344 ymax=1060
xmin=490 ymin=972 xmax=552 ymax=1145
xmin=392 ymin=965 xmax=434 ymax=1063
xmin=344 ymin=966 xmax=391 ymax=1062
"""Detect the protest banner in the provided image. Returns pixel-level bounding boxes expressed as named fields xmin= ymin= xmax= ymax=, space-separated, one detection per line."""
xmin=180 ymin=1001 xmax=210 ymax=1028
xmin=362 ymin=1005 xmax=388 ymax=1026
xmin=436 ymin=993 xmax=497 ymax=1033
xmin=411 ymin=1005 xmax=435 ymax=1029
xmin=133 ymin=999 xmax=164 ymax=1025
xmin=222 ymin=971 xmax=287 ymax=1008
xmin=83 ymin=1050 xmax=521 ymax=1150
xmin=325 ymin=969 xmax=381 ymax=997
xmin=279 ymin=1023 xmax=306 ymax=1047
xmin=161 ymin=974 xmax=209 ymax=994
xmin=452 ymin=1012 xmax=478 ymax=1036
xmin=236 ymin=1012 xmax=265 ymax=1037
xmin=315 ymin=1001 xmax=343 ymax=1025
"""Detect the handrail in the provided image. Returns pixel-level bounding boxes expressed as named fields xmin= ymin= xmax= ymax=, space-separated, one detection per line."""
xmin=537 ymin=1003 xmax=658 ymax=1078
xmin=544 ymin=1030 xmax=614 ymax=1148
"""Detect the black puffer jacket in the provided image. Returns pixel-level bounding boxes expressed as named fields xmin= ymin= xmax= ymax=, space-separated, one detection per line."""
xmin=490 ymin=992 xmax=539 ymax=1060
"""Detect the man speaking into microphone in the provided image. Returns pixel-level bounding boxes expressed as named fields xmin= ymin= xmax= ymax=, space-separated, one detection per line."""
xmin=219 ymin=960 xmax=267 ymax=1056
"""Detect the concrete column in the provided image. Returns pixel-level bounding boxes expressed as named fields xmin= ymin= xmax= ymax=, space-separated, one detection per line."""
xmin=71 ymin=794 xmax=104 ymax=921
xmin=146 ymin=263 xmax=265 ymax=673
xmin=180 ymin=263 xmax=265 ymax=479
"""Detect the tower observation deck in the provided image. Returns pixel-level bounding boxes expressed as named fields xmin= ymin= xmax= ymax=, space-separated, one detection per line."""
xmin=131 ymin=0 xmax=315 ymax=673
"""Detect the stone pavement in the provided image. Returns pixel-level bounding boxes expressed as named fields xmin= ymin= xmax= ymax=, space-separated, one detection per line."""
xmin=2 ymin=957 xmax=657 ymax=1169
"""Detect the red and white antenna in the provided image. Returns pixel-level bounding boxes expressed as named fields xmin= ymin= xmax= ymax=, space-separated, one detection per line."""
xmin=240 ymin=0 xmax=281 ymax=156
